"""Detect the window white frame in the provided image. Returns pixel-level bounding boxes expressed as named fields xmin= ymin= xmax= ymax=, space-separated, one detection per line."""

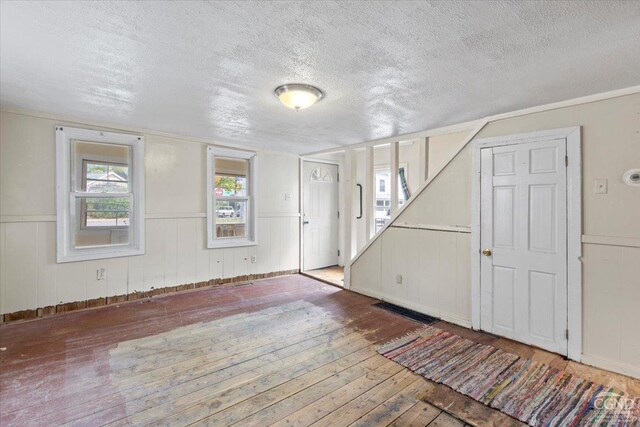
xmin=56 ymin=126 xmax=145 ymax=263
xmin=471 ymin=127 xmax=582 ymax=361
xmin=207 ymin=146 xmax=257 ymax=248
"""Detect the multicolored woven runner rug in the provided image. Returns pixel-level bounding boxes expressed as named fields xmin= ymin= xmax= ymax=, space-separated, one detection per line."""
xmin=378 ymin=326 xmax=640 ymax=426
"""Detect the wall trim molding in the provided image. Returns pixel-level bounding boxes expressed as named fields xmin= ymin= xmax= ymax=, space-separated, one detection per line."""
xmin=580 ymin=354 xmax=640 ymax=380
xmin=145 ymin=212 xmax=206 ymax=219
xmin=581 ymin=235 xmax=640 ymax=248
xmin=0 ymin=212 xmax=301 ymax=223
xmin=0 ymin=215 xmax=56 ymax=223
xmin=391 ymin=223 xmax=471 ymax=233
xmin=0 ymin=269 xmax=300 ymax=323
xmin=304 ymin=85 xmax=640 ymax=156
xmin=349 ymin=286 xmax=472 ymax=329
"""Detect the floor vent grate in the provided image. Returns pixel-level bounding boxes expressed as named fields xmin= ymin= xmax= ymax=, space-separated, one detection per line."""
xmin=373 ymin=301 xmax=438 ymax=325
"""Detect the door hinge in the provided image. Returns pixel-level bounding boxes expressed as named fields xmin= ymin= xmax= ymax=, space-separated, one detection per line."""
xmin=337 ymin=211 xmax=340 ymax=218
xmin=565 ymin=155 xmax=568 ymax=167
xmin=565 ymin=329 xmax=569 ymax=340
xmin=337 ymin=172 xmax=340 ymax=182
xmin=338 ymin=249 xmax=340 ymax=256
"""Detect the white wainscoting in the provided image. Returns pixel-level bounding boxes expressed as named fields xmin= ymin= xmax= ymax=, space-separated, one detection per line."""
xmin=351 ymin=226 xmax=472 ymax=328
xmin=0 ymin=214 xmax=299 ymax=314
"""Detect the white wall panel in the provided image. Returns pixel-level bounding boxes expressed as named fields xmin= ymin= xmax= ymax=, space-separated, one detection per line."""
xmin=352 ymin=227 xmax=472 ymax=328
xmin=36 ymin=222 xmax=57 ymax=308
xmin=176 ymin=218 xmax=197 ymax=285
xmin=582 ymin=244 xmax=640 ymax=377
xmin=55 ymin=261 xmax=85 ymax=306
xmin=143 ymin=219 xmax=166 ymax=291
xmin=0 ymin=111 xmax=300 ymax=313
xmin=194 ymin=219 xmax=210 ymax=283
xmin=4 ymin=223 xmax=38 ymax=312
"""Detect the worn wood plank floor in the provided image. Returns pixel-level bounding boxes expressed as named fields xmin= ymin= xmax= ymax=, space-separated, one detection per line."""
xmin=1 ymin=274 xmax=635 ymax=426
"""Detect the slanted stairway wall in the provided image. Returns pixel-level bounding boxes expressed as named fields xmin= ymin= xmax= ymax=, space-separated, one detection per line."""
xmin=350 ymin=145 xmax=474 ymax=327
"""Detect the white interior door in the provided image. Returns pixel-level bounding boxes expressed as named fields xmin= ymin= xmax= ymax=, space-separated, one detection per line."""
xmin=303 ymin=161 xmax=339 ymax=271
xmin=480 ymin=138 xmax=568 ymax=355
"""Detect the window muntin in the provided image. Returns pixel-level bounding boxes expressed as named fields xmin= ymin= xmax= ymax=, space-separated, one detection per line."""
xmin=79 ymin=159 xmax=130 ymax=230
xmin=310 ymin=167 xmax=333 ymax=183
xmin=207 ymin=147 xmax=257 ymax=248
xmin=56 ymin=127 xmax=144 ymax=262
xmin=83 ymin=161 xmax=129 ymax=193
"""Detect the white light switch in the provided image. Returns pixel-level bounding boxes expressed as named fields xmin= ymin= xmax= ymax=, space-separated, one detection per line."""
xmin=594 ymin=178 xmax=608 ymax=194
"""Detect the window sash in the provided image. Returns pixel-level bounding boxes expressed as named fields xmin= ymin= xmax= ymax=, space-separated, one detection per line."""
xmin=73 ymin=192 xmax=133 ymax=230
xmin=56 ymin=126 xmax=145 ymax=262
xmin=207 ymin=146 xmax=257 ymax=248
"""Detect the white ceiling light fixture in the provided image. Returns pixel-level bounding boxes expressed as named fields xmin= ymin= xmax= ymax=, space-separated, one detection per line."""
xmin=274 ymin=84 xmax=324 ymax=111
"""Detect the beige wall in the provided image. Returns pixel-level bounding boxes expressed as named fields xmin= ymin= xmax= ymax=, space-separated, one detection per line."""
xmin=351 ymin=93 xmax=640 ymax=377
xmin=0 ymin=111 xmax=300 ymax=314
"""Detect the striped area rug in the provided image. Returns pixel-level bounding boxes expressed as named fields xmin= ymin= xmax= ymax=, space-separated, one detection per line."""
xmin=378 ymin=326 xmax=640 ymax=426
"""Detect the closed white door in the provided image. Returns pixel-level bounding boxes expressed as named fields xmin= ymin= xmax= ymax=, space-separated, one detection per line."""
xmin=303 ymin=162 xmax=339 ymax=271
xmin=480 ymin=138 xmax=568 ymax=355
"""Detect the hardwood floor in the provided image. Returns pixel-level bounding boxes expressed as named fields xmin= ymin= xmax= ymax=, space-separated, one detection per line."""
xmin=0 ymin=274 xmax=636 ymax=426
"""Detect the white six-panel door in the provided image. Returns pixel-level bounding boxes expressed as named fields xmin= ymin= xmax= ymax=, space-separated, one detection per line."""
xmin=303 ymin=161 xmax=339 ymax=271
xmin=480 ymin=138 xmax=568 ymax=355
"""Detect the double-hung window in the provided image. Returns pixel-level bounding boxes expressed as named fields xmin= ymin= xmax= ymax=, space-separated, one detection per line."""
xmin=207 ymin=147 xmax=257 ymax=248
xmin=56 ymin=126 xmax=145 ymax=262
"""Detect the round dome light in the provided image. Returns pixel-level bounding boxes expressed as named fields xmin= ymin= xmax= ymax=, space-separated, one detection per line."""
xmin=274 ymin=84 xmax=324 ymax=111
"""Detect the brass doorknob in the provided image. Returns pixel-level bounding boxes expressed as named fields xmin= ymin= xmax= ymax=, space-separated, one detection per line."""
xmin=482 ymin=249 xmax=492 ymax=256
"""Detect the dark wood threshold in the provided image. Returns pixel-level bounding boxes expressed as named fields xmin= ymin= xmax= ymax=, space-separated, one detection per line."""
xmin=1 ymin=269 xmax=299 ymax=323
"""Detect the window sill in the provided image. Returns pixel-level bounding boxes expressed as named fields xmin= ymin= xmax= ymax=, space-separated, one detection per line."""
xmin=207 ymin=239 xmax=257 ymax=249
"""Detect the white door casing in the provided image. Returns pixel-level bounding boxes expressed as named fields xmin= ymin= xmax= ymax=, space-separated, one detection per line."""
xmin=303 ymin=161 xmax=339 ymax=271
xmin=472 ymin=127 xmax=582 ymax=360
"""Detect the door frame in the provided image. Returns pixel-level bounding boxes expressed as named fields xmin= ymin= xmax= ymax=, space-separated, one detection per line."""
xmin=470 ymin=127 xmax=582 ymax=361
xmin=299 ymin=157 xmax=341 ymax=273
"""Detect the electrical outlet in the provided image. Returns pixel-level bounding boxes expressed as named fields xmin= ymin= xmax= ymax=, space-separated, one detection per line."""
xmin=251 ymin=255 xmax=257 ymax=264
xmin=395 ymin=274 xmax=403 ymax=285
xmin=97 ymin=268 xmax=106 ymax=281
xmin=594 ymin=178 xmax=608 ymax=194
xmin=284 ymin=193 xmax=291 ymax=201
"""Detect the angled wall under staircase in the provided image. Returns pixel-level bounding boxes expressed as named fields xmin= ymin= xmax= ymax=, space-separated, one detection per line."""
xmin=350 ymin=142 xmax=475 ymax=328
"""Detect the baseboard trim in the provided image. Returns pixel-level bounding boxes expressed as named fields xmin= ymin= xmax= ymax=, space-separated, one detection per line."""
xmin=580 ymin=354 xmax=640 ymax=380
xmin=350 ymin=286 xmax=472 ymax=329
xmin=0 ymin=269 xmax=299 ymax=323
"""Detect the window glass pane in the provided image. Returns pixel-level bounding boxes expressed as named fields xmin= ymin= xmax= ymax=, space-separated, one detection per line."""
xmin=215 ymin=200 xmax=247 ymax=238
xmin=74 ymin=141 xmax=131 ymax=193
xmin=215 ymin=157 xmax=248 ymax=197
xmin=374 ymin=170 xmax=390 ymax=232
xmin=74 ymin=196 xmax=130 ymax=248
xmin=83 ymin=197 xmax=130 ymax=227
xmin=85 ymin=161 xmax=129 ymax=193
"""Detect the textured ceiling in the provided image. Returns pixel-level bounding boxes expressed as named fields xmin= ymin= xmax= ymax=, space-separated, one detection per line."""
xmin=1 ymin=1 xmax=639 ymax=154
